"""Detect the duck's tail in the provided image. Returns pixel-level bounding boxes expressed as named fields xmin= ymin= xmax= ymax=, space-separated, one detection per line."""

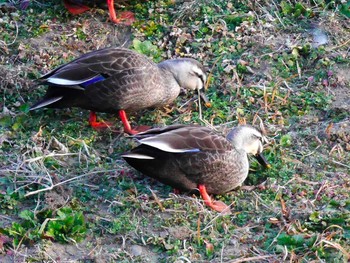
xmin=29 ymin=96 xmax=63 ymax=111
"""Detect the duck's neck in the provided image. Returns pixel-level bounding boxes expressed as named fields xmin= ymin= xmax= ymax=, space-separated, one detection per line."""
xmin=228 ymin=134 xmax=242 ymax=148
xmin=157 ymin=60 xmax=182 ymax=103
xmin=228 ymin=134 xmax=248 ymax=156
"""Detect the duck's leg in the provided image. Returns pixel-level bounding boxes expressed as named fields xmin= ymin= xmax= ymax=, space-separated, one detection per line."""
xmin=118 ymin=110 xmax=150 ymax=135
xmin=107 ymin=0 xmax=135 ymax=25
xmin=198 ymin=185 xmax=230 ymax=214
xmin=63 ymin=0 xmax=90 ymax=15
xmin=89 ymin=111 xmax=114 ymax=129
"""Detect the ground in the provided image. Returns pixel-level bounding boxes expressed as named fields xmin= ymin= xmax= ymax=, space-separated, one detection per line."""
xmin=0 ymin=0 xmax=349 ymax=262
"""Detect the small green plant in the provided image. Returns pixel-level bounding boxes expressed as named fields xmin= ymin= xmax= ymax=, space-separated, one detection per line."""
xmin=339 ymin=2 xmax=350 ymax=18
xmin=280 ymin=134 xmax=292 ymax=147
xmin=44 ymin=207 xmax=86 ymax=243
xmin=75 ymin=27 xmax=87 ymax=41
xmin=1 ymin=206 xmax=86 ymax=246
xmin=280 ymin=1 xmax=313 ymax=18
xmin=2 ymin=210 xmax=41 ymax=246
xmin=275 ymin=232 xmax=317 ymax=252
xmin=132 ymin=39 xmax=162 ymax=62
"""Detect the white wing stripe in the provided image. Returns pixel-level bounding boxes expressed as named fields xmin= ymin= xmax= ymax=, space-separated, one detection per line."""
xmin=121 ymin=153 xmax=155 ymax=160
xmin=30 ymin=96 xmax=63 ymax=110
xmin=47 ymin=75 xmax=99 ymax=86
xmin=140 ymin=140 xmax=200 ymax=153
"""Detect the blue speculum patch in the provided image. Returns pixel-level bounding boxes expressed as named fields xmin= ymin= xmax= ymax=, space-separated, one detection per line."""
xmin=81 ymin=75 xmax=106 ymax=88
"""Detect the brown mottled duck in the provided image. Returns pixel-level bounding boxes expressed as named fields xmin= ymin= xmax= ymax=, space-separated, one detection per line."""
xmin=63 ymin=0 xmax=135 ymax=25
xmin=30 ymin=47 xmax=208 ymax=134
xmin=122 ymin=124 xmax=270 ymax=213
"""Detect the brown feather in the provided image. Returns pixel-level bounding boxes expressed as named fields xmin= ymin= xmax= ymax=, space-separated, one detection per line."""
xmin=122 ymin=125 xmax=268 ymax=194
xmin=30 ymin=48 xmax=206 ymax=115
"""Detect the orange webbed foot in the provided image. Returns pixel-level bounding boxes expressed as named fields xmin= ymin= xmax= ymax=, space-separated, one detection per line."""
xmin=63 ymin=0 xmax=90 ymax=15
xmin=119 ymin=110 xmax=151 ymax=135
xmin=209 ymin=200 xmax=231 ymax=214
xmin=124 ymin=125 xmax=152 ymax=135
xmin=107 ymin=0 xmax=135 ymax=25
xmin=89 ymin=111 xmax=115 ymax=131
xmin=111 ymin=11 xmax=135 ymax=25
xmin=90 ymin=121 xmax=115 ymax=130
xmin=198 ymin=184 xmax=231 ymax=214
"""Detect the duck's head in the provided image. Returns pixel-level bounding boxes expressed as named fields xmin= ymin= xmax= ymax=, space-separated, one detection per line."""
xmin=176 ymin=58 xmax=207 ymax=92
xmin=158 ymin=58 xmax=210 ymax=104
xmin=159 ymin=58 xmax=206 ymax=91
xmin=227 ymin=125 xmax=270 ymax=168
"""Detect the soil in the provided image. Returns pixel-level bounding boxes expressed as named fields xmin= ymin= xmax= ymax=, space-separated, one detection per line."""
xmin=0 ymin=1 xmax=349 ymax=262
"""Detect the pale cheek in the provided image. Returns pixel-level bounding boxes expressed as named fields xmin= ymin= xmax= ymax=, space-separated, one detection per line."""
xmin=196 ymin=78 xmax=203 ymax=90
xmin=187 ymin=78 xmax=197 ymax=90
xmin=246 ymin=141 xmax=260 ymax=155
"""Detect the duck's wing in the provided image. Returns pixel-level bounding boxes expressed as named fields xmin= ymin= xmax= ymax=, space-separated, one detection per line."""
xmin=39 ymin=48 xmax=155 ymax=88
xmin=132 ymin=125 xmax=233 ymax=154
xmin=122 ymin=125 xmax=235 ymax=193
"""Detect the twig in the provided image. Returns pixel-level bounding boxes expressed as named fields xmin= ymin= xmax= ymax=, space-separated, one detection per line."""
xmin=297 ymin=145 xmax=321 ymax=160
xmin=320 ymin=239 xmax=350 ymax=258
xmin=23 ymin=152 xmax=78 ymax=163
xmin=284 ymin=175 xmax=319 ymax=186
xmin=274 ymin=11 xmax=286 ymax=29
xmin=233 ymin=68 xmax=242 ymax=97
xmin=205 ymin=54 xmax=223 ymax=90
xmin=228 ymin=255 xmax=274 ymax=263
xmin=329 ymin=38 xmax=350 ymax=51
xmin=197 ymin=87 xmax=203 ymax=120
xmin=220 ymin=242 xmax=225 ymax=263
xmin=24 ymin=169 xmax=115 ymax=197
xmin=201 ymin=202 xmax=234 ymax=232
xmin=252 ymin=191 xmax=275 ymax=212
xmin=296 ymin=60 xmax=301 ymax=79
xmin=149 ymin=188 xmax=165 ymax=212
xmin=176 ymin=256 xmax=191 ymax=263
xmin=0 ymin=214 xmax=12 ymax=220
xmin=197 ymin=87 xmax=216 ymax=129
xmin=311 ymin=180 xmax=328 ymax=203
xmin=331 ymin=160 xmax=350 ymax=169
xmin=1 ymin=20 xmax=19 ymax=46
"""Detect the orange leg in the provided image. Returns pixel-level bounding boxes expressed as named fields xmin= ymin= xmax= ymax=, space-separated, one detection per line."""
xmin=198 ymin=185 xmax=230 ymax=214
xmin=118 ymin=110 xmax=151 ymax=135
xmin=63 ymin=0 xmax=90 ymax=15
xmin=107 ymin=0 xmax=135 ymax=25
xmin=88 ymin=111 xmax=114 ymax=129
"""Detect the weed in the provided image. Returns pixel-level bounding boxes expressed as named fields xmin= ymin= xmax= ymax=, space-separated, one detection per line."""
xmin=0 ymin=0 xmax=349 ymax=261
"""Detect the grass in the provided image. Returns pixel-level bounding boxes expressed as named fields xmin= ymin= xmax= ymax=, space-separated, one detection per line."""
xmin=1 ymin=0 xmax=350 ymax=262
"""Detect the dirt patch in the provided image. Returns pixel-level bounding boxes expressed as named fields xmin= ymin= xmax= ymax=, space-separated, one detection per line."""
xmin=330 ymin=65 xmax=350 ymax=113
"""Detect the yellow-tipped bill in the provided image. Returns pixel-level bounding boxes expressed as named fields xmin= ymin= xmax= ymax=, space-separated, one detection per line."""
xmin=255 ymin=153 xmax=271 ymax=169
xmin=199 ymin=90 xmax=212 ymax=108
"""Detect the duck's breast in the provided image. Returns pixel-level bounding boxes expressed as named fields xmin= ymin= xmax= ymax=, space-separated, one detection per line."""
xmin=174 ymin=150 xmax=249 ymax=194
xmin=84 ymin=64 xmax=172 ymax=112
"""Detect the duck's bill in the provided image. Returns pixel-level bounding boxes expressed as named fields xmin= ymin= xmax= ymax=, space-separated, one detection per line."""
xmin=199 ymin=90 xmax=211 ymax=108
xmin=255 ymin=153 xmax=271 ymax=168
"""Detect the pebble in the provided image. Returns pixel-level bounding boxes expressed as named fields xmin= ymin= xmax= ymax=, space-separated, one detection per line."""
xmin=130 ymin=245 xmax=143 ymax=257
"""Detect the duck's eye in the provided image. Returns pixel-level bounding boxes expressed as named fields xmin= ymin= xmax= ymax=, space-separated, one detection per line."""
xmin=198 ymin=74 xmax=205 ymax=83
xmin=191 ymin=72 xmax=204 ymax=83
xmin=253 ymin=134 xmax=264 ymax=142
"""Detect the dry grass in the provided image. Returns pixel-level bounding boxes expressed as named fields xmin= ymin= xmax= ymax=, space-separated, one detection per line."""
xmin=0 ymin=0 xmax=349 ymax=262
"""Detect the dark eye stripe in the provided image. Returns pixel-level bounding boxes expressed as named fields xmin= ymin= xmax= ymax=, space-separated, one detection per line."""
xmin=197 ymin=73 xmax=205 ymax=85
xmin=253 ymin=134 xmax=263 ymax=141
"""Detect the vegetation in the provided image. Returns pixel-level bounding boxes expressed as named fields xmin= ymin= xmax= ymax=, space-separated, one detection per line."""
xmin=0 ymin=0 xmax=349 ymax=261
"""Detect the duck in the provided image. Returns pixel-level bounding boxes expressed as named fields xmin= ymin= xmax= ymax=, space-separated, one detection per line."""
xmin=30 ymin=47 xmax=208 ymax=134
xmin=122 ymin=124 xmax=270 ymax=213
xmin=63 ymin=0 xmax=135 ymax=25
